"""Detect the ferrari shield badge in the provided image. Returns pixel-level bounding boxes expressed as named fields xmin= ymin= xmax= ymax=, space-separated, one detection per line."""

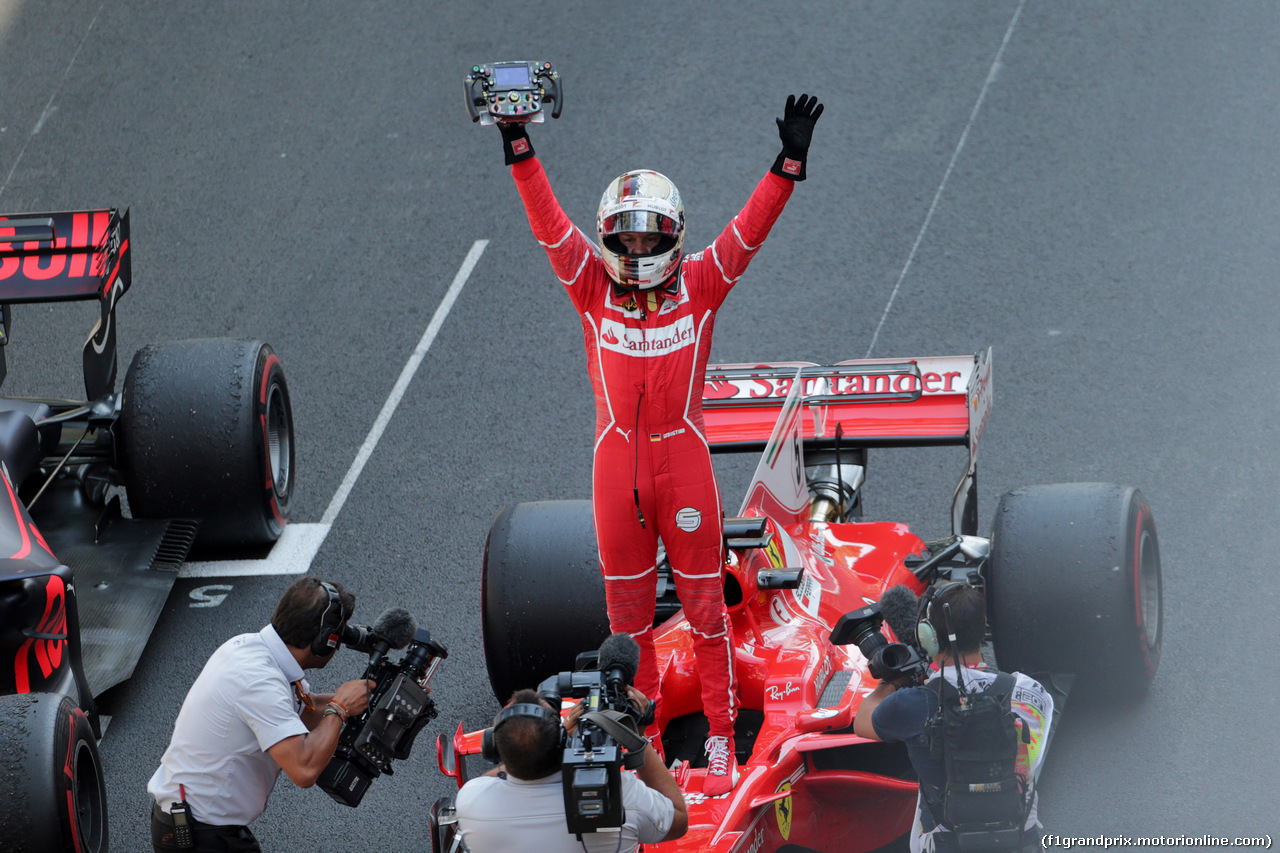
xmin=774 ymin=781 xmax=793 ymax=840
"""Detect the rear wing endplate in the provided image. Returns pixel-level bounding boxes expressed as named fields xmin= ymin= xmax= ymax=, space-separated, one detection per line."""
xmin=0 ymin=209 xmax=132 ymax=396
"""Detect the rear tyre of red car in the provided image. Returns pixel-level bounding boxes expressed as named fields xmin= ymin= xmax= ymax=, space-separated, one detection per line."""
xmin=482 ymin=500 xmax=611 ymax=703
xmin=988 ymin=482 xmax=1162 ymax=700
xmin=0 ymin=693 xmax=109 ymax=853
xmin=121 ymin=338 xmax=294 ymax=551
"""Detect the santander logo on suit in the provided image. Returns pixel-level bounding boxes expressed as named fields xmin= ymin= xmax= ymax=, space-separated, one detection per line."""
xmin=599 ymin=316 xmax=696 ymax=357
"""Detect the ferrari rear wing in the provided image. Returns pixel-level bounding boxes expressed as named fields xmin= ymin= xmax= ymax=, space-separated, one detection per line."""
xmin=707 ymin=350 xmax=992 ymax=536
xmin=703 ymin=349 xmax=992 ymax=455
xmin=0 ymin=209 xmax=131 ymax=396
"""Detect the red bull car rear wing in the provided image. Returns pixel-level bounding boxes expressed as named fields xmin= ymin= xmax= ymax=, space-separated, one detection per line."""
xmin=0 ymin=209 xmax=130 ymax=303
xmin=0 ymin=208 xmax=132 ymax=397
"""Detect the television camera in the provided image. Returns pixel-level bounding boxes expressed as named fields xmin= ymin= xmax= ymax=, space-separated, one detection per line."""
xmin=537 ymin=634 xmax=650 ymax=836
xmin=831 ymin=585 xmax=931 ymax=683
xmin=317 ymin=607 xmax=448 ymax=807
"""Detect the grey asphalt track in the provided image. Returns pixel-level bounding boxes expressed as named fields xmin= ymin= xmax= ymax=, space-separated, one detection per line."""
xmin=2 ymin=1 xmax=1277 ymax=850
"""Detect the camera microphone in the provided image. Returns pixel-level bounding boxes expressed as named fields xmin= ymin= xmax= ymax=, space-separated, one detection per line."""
xmin=597 ymin=633 xmax=640 ymax=687
xmin=879 ymin=585 xmax=921 ymax=647
xmin=341 ymin=606 xmax=417 ymax=666
xmin=372 ymin=606 xmax=417 ymax=649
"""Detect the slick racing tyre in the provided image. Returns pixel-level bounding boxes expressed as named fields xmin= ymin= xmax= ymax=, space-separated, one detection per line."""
xmin=0 ymin=693 xmax=109 ymax=853
xmin=428 ymin=795 xmax=459 ymax=853
xmin=482 ymin=500 xmax=611 ymax=703
xmin=121 ymin=338 xmax=294 ymax=550
xmin=988 ymin=482 xmax=1162 ymax=699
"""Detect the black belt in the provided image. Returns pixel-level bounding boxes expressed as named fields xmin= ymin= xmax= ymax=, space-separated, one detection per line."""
xmin=152 ymin=802 xmax=178 ymax=826
xmin=152 ymin=802 xmax=249 ymax=832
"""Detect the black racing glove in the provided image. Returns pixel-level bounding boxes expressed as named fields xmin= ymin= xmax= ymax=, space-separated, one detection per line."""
xmin=497 ymin=120 xmax=535 ymax=166
xmin=771 ymin=93 xmax=824 ymax=181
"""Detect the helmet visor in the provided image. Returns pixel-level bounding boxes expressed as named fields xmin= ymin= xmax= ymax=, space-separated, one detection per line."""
xmin=600 ymin=211 xmax=681 ymax=238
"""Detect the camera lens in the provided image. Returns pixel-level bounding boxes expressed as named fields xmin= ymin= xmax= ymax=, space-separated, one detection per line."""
xmin=856 ymin=627 xmax=888 ymax=662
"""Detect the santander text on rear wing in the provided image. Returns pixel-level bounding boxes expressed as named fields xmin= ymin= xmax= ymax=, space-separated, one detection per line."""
xmin=705 ymin=350 xmax=993 ymax=536
xmin=0 ymin=209 xmax=132 ymax=397
xmin=702 ymin=349 xmax=992 ymax=456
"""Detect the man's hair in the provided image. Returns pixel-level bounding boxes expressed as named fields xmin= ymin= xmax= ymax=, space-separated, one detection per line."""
xmin=271 ymin=577 xmax=355 ymax=649
xmin=928 ymin=583 xmax=986 ymax=655
xmin=493 ymin=689 xmax=562 ymax=780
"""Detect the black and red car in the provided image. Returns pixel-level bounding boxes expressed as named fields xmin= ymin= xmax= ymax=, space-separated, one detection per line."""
xmin=0 ymin=209 xmax=295 ymax=853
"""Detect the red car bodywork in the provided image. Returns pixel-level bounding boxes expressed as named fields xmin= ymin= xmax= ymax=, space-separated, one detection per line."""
xmin=442 ymin=351 xmax=993 ymax=853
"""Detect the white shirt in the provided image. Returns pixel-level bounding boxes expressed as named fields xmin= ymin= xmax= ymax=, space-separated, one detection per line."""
xmin=456 ymin=769 xmax=674 ymax=853
xmin=147 ymin=625 xmax=310 ymax=826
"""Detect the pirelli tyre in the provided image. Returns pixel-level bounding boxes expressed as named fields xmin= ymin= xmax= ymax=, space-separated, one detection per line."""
xmin=121 ymin=338 xmax=294 ymax=550
xmin=482 ymin=501 xmax=611 ymax=703
xmin=0 ymin=692 xmax=109 ymax=853
xmin=428 ymin=795 xmax=459 ymax=853
xmin=988 ymin=482 xmax=1162 ymax=699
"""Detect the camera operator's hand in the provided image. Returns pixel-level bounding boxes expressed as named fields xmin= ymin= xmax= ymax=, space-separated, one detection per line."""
xmin=771 ymin=93 xmax=824 ymax=181
xmin=627 ymin=689 xmax=689 ymax=843
xmin=331 ymin=679 xmax=377 ymax=718
xmin=269 ymin=678 xmax=376 ymax=790
xmin=497 ymin=120 xmax=535 ymax=166
xmin=626 ymin=686 xmax=650 ymax=713
xmin=564 ymin=699 xmax=585 ymax=735
xmin=626 ymin=686 xmax=656 ymax=728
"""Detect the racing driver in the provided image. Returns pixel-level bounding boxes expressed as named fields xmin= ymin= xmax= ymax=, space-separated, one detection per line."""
xmin=491 ymin=94 xmax=823 ymax=795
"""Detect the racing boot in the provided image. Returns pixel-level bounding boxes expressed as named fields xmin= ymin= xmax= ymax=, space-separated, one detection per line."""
xmin=645 ymin=724 xmax=666 ymax=766
xmin=703 ymin=735 xmax=738 ymax=796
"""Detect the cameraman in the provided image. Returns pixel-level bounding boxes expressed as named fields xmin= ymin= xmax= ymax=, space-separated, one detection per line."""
xmin=455 ymin=688 xmax=688 ymax=852
xmin=147 ymin=577 xmax=376 ymax=852
xmin=853 ymin=583 xmax=1054 ymax=853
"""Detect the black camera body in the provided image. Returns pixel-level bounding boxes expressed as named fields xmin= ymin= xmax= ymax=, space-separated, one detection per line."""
xmin=537 ymin=661 xmax=644 ymax=836
xmin=831 ymin=604 xmax=929 ymax=683
xmin=317 ymin=627 xmax=447 ymax=807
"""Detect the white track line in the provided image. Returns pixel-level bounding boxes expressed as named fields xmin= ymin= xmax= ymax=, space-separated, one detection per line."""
xmin=0 ymin=1 xmax=107 ymax=202
xmin=863 ymin=0 xmax=1026 ymax=358
xmin=181 ymin=240 xmax=489 ymax=578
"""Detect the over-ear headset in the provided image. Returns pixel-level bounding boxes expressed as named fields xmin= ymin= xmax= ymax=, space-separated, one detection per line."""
xmin=310 ymin=581 xmax=347 ymax=658
xmin=480 ymin=703 xmax=563 ymax=764
xmin=916 ymin=581 xmax=966 ymax=658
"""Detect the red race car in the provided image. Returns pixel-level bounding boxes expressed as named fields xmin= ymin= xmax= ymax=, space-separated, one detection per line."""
xmin=433 ymin=349 xmax=1162 ymax=853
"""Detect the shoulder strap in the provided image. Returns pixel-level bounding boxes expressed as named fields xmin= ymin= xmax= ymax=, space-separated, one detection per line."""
xmin=989 ymin=671 xmax=1016 ymax=705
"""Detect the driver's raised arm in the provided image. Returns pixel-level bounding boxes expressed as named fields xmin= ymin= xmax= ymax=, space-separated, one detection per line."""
xmin=695 ymin=94 xmax=823 ymax=308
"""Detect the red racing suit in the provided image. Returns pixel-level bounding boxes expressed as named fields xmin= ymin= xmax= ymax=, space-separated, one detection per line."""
xmin=511 ymin=157 xmax=795 ymax=737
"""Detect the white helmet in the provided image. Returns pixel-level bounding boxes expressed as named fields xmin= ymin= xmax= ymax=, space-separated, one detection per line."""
xmin=597 ymin=170 xmax=685 ymax=290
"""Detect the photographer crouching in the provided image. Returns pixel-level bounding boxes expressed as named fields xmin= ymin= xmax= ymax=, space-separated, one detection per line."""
xmin=852 ymin=582 xmax=1054 ymax=853
xmin=454 ymin=635 xmax=688 ymax=853
xmin=147 ymin=578 xmax=380 ymax=852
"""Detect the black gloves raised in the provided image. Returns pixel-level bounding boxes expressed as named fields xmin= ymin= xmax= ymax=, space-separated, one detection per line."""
xmin=771 ymin=93 xmax=824 ymax=181
xmin=498 ymin=121 xmax=536 ymax=166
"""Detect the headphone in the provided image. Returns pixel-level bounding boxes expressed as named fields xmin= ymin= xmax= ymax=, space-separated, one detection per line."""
xmin=480 ymin=703 xmax=563 ymax=764
xmin=310 ymin=581 xmax=347 ymax=658
xmin=916 ymin=581 xmax=967 ymax=658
